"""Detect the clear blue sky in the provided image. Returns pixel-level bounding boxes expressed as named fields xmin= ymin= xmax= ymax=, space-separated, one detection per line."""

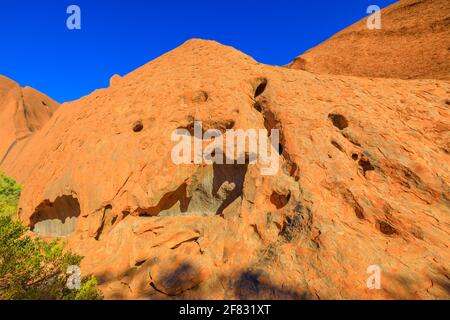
xmin=0 ymin=0 xmax=397 ymax=103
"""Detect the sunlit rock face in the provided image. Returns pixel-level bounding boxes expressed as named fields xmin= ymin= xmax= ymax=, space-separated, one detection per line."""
xmin=289 ymin=0 xmax=450 ymax=81
xmin=3 ymin=35 xmax=449 ymax=300
xmin=0 ymin=75 xmax=59 ymax=176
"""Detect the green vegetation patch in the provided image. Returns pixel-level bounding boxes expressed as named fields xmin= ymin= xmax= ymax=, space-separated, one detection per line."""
xmin=0 ymin=173 xmax=102 ymax=300
xmin=0 ymin=172 xmax=22 ymax=218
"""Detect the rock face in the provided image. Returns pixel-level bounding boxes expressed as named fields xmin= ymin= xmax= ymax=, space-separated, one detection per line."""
xmin=289 ymin=0 xmax=450 ymax=80
xmin=4 ymin=38 xmax=449 ymax=299
xmin=0 ymin=75 xmax=59 ymax=170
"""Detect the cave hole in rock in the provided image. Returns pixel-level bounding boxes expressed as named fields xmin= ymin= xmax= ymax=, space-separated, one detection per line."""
xmin=270 ymin=191 xmax=291 ymax=210
xmin=328 ymin=113 xmax=349 ymax=130
xmin=212 ymin=163 xmax=248 ymax=215
xmin=359 ymin=159 xmax=375 ymax=176
xmin=377 ymin=220 xmax=397 ymax=236
xmin=137 ymin=163 xmax=248 ymax=217
xmin=254 ymin=78 xmax=268 ymax=98
xmin=30 ymin=195 xmax=81 ymax=237
xmin=133 ymin=121 xmax=144 ymax=132
xmin=352 ymin=153 xmax=359 ymax=161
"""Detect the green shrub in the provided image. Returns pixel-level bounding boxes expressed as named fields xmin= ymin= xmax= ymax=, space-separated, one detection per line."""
xmin=0 ymin=172 xmax=22 ymax=218
xmin=0 ymin=216 xmax=103 ymax=300
xmin=64 ymin=276 xmax=102 ymax=300
xmin=0 ymin=173 xmax=102 ymax=300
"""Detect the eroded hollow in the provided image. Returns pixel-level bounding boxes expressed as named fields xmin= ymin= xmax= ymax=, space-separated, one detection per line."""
xmin=258 ymin=105 xmax=298 ymax=179
xmin=133 ymin=121 xmax=144 ymax=132
xmin=254 ymin=101 xmax=263 ymax=113
xmin=31 ymin=195 xmax=81 ymax=237
xmin=270 ymin=191 xmax=291 ymax=210
xmin=359 ymin=159 xmax=375 ymax=176
xmin=377 ymin=220 xmax=397 ymax=236
xmin=328 ymin=113 xmax=349 ymax=130
xmin=212 ymin=163 xmax=248 ymax=215
xmin=137 ymin=163 xmax=248 ymax=217
xmin=137 ymin=183 xmax=191 ymax=216
xmin=254 ymin=78 xmax=268 ymax=98
xmin=354 ymin=206 xmax=365 ymax=219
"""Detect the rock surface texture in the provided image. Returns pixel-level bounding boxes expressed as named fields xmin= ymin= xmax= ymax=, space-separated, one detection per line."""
xmin=1 ymin=38 xmax=448 ymax=299
xmin=0 ymin=75 xmax=59 ymax=169
xmin=289 ymin=0 xmax=450 ymax=80
xmin=1 ymin=0 xmax=449 ymax=300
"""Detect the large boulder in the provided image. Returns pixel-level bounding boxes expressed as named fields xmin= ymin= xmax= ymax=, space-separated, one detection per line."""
xmin=289 ymin=0 xmax=450 ymax=80
xmin=7 ymin=39 xmax=450 ymax=299
xmin=0 ymin=75 xmax=59 ymax=175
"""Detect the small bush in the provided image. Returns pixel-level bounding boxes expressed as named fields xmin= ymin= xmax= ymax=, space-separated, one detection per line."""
xmin=0 ymin=172 xmax=22 ymax=218
xmin=0 ymin=173 xmax=102 ymax=300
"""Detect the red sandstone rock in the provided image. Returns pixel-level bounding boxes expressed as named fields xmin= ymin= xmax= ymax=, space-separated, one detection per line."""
xmin=1 ymin=11 xmax=449 ymax=300
xmin=289 ymin=0 xmax=450 ymax=80
xmin=0 ymin=76 xmax=59 ymax=169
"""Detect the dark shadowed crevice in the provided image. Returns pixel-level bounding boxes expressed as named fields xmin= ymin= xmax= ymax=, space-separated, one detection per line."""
xmin=133 ymin=120 xmax=144 ymax=132
xmin=95 ymin=204 xmax=117 ymax=241
xmin=254 ymin=78 xmax=268 ymax=98
xmin=354 ymin=206 xmax=365 ymax=219
xmin=376 ymin=220 xmax=398 ymax=236
xmin=328 ymin=113 xmax=349 ymax=130
xmin=254 ymin=101 xmax=263 ymax=113
xmin=135 ymin=163 xmax=248 ymax=217
xmin=331 ymin=140 xmax=344 ymax=152
xmin=270 ymin=191 xmax=291 ymax=210
xmin=30 ymin=195 xmax=81 ymax=237
xmin=136 ymin=183 xmax=191 ymax=216
xmin=212 ymin=163 xmax=248 ymax=215
xmin=254 ymin=99 xmax=298 ymax=180
xmin=359 ymin=158 xmax=375 ymax=176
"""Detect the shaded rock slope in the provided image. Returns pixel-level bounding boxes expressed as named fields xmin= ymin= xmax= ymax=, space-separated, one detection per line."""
xmin=0 ymin=75 xmax=59 ymax=169
xmin=3 ymin=39 xmax=449 ymax=299
xmin=289 ymin=0 xmax=450 ymax=80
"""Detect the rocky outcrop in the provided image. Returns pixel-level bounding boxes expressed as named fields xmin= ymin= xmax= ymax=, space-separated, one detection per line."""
xmin=289 ymin=0 xmax=450 ymax=80
xmin=0 ymin=75 xmax=59 ymax=172
xmin=5 ymin=39 xmax=448 ymax=299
